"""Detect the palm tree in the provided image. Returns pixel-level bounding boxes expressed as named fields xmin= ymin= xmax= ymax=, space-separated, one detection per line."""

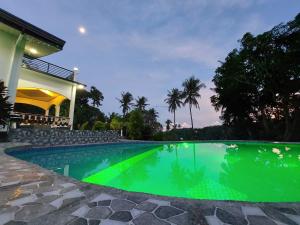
xmin=117 ymin=92 xmax=133 ymax=117
xmin=182 ymin=76 xmax=206 ymax=129
xmin=164 ymin=88 xmax=183 ymax=129
xmin=135 ymin=96 xmax=149 ymax=111
xmin=165 ymin=119 xmax=172 ymax=131
xmin=146 ymin=108 xmax=159 ymax=125
xmin=144 ymin=108 xmax=161 ymax=133
xmin=90 ymin=86 xmax=104 ymax=107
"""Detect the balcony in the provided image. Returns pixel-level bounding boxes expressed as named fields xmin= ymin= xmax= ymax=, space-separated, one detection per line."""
xmin=21 ymin=56 xmax=74 ymax=81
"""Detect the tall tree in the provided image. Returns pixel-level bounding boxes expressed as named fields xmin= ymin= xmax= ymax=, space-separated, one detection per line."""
xmin=182 ymin=76 xmax=206 ymax=129
xmin=164 ymin=88 xmax=183 ymax=129
xmin=90 ymin=86 xmax=104 ymax=107
xmin=165 ymin=119 xmax=172 ymax=131
xmin=0 ymin=81 xmax=12 ymax=126
xmin=145 ymin=108 xmax=159 ymax=127
xmin=118 ymin=92 xmax=133 ymax=117
xmin=135 ymin=96 xmax=149 ymax=111
xmin=127 ymin=109 xmax=144 ymax=139
xmin=74 ymin=88 xmax=106 ymax=129
xmin=211 ymin=13 xmax=300 ymax=141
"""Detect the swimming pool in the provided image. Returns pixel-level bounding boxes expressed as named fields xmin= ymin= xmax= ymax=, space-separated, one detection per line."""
xmin=8 ymin=141 xmax=300 ymax=202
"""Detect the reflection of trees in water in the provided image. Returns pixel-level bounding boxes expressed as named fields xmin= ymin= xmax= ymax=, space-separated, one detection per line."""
xmin=219 ymin=143 xmax=300 ymax=200
xmin=165 ymin=144 xmax=175 ymax=153
xmin=117 ymin=147 xmax=161 ymax=187
xmin=170 ymin=162 xmax=204 ymax=190
xmin=169 ymin=143 xmax=204 ymax=191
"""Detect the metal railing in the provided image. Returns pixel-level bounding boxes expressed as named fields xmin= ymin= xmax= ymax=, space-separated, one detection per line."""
xmin=12 ymin=112 xmax=70 ymax=128
xmin=22 ymin=56 xmax=74 ymax=80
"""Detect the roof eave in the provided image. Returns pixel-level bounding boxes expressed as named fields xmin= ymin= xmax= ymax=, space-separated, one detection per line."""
xmin=0 ymin=8 xmax=65 ymax=50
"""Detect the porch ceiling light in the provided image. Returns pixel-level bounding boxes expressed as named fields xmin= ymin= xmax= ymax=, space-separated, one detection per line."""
xmin=29 ymin=48 xmax=38 ymax=54
xmin=77 ymin=84 xmax=84 ymax=89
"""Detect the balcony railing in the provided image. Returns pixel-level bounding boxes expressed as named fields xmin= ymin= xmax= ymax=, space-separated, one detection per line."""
xmin=22 ymin=56 xmax=74 ymax=80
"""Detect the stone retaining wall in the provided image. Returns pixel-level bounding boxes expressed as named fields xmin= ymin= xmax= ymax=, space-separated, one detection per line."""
xmin=8 ymin=128 xmax=120 ymax=146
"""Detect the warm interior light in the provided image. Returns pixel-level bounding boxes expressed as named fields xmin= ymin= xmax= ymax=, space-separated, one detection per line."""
xmin=77 ymin=84 xmax=84 ymax=89
xmin=29 ymin=48 xmax=38 ymax=54
xmin=78 ymin=26 xmax=86 ymax=34
xmin=40 ymin=89 xmax=54 ymax=96
xmin=18 ymin=88 xmax=55 ymax=96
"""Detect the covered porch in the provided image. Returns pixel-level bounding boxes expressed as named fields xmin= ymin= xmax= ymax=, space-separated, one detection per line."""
xmin=14 ymin=87 xmax=71 ymax=128
xmin=11 ymin=55 xmax=84 ymax=129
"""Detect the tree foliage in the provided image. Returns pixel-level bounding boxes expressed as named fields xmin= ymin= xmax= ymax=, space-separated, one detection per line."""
xmin=118 ymin=92 xmax=133 ymax=117
xmin=110 ymin=117 xmax=123 ymax=130
xmin=92 ymin=121 xmax=106 ymax=131
xmin=125 ymin=107 xmax=162 ymax=140
xmin=182 ymin=76 xmax=206 ymax=129
xmin=0 ymin=81 xmax=12 ymax=126
xmin=165 ymin=119 xmax=172 ymax=131
xmin=164 ymin=88 xmax=183 ymax=128
xmin=127 ymin=109 xmax=144 ymax=139
xmin=74 ymin=88 xmax=105 ymax=129
xmin=90 ymin=86 xmax=104 ymax=107
xmin=135 ymin=96 xmax=149 ymax=111
xmin=154 ymin=126 xmax=228 ymax=141
xmin=211 ymin=13 xmax=300 ymax=141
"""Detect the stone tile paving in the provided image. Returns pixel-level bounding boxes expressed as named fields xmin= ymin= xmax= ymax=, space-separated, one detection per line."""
xmin=1 ymin=143 xmax=300 ymax=225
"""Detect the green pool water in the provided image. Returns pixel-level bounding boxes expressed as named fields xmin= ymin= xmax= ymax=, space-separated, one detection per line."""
xmin=10 ymin=141 xmax=300 ymax=202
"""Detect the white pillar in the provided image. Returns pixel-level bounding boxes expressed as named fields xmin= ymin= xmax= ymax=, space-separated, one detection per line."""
xmin=63 ymin=165 xmax=69 ymax=176
xmin=0 ymin=31 xmax=24 ymax=88
xmin=55 ymin=105 xmax=61 ymax=117
xmin=68 ymin=68 xmax=78 ymax=130
xmin=45 ymin=109 xmax=49 ymax=116
xmin=6 ymin=34 xmax=26 ymax=104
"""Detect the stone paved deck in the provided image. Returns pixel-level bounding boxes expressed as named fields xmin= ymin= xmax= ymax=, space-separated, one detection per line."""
xmin=1 ymin=143 xmax=300 ymax=225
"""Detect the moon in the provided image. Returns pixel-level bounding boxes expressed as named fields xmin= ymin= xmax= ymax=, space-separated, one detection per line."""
xmin=78 ymin=26 xmax=86 ymax=34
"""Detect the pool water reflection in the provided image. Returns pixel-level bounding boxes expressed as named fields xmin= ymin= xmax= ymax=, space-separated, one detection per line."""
xmin=10 ymin=142 xmax=300 ymax=202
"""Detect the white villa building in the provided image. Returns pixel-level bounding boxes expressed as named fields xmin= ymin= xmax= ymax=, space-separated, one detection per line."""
xmin=0 ymin=9 xmax=84 ymax=129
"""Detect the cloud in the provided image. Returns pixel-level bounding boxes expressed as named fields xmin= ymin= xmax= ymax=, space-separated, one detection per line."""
xmin=239 ymin=14 xmax=269 ymax=35
xmin=165 ymin=0 xmax=269 ymax=13
xmin=180 ymin=122 xmax=192 ymax=128
xmin=128 ymin=34 xmax=225 ymax=68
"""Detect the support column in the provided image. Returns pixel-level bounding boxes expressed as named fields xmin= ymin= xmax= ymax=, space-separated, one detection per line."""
xmin=69 ymin=85 xmax=77 ymax=130
xmin=68 ymin=68 xmax=79 ymax=130
xmin=7 ymin=34 xmax=26 ymax=104
xmin=55 ymin=105 xmax=60 ymax=117
xmin=45 ymin=109 xmax=49 ymax=116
